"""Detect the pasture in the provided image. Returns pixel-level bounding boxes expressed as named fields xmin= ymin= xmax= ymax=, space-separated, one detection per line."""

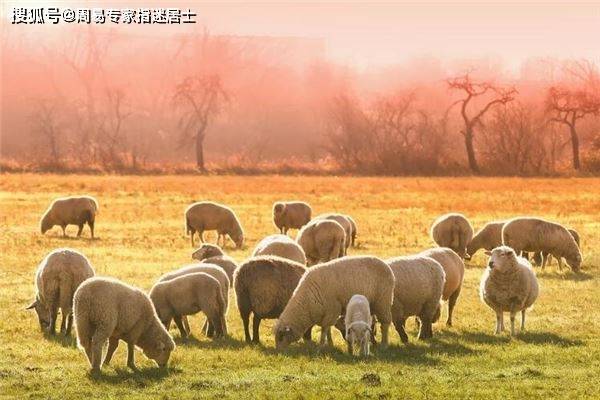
xmin=0 ymin=174 xmax=599 ymax=399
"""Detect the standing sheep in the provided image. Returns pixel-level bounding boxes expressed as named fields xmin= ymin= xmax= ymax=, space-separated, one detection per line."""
xmin=252 ymin=234 xmax=307 ymax=265
xmin=418 ymin=247 xmax=464 ymax=327
xmin=73 ymin=277 xmax=175 ymax=373
xmin=344 ymin=294 xmax=372 ymax=357
xmin=150 ymin=272 xmax=227 ymax=339
xmin=272 ymin=201 xmax=312 ymax=234
xmin=480 ymin=246 xmax=539 ymax=335
xmin=191 ymin=243 xmax=238 ymax=286
xmin=274 ymin=256 xmax=394 ymax=350
xmin=430 ymin=213 xmax=474 ymax=258
xmin=386 ymin=255 xmax=445 ymax=343
xmin=40 ymin=195 xmax=98 ymax=238
xmin=347 ymin=215 xmax=358 ymax=247
xmin=532 ymin=228 xmax=581 ymax=268
xmin=234 ymin=255 xmax=309 ymax=343
xmin=466 ymin=220 xmax=506 ymax=259
xmin=185 ymin=201 xmax=244 ymax=249
xmin=26 ymin=248 xmax=95 ymax=336
xmin=502 ymin=217 xmax=582 ymax=271
xmin=314 ymin=213 xmax=353 ymax=251
xmin=296 ymin=219 xmax=346 ymax=266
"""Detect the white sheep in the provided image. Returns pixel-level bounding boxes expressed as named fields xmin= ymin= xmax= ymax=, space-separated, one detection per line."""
xmin=26 ymin=248 xmax=95 ymax=336
xmin=185 ymin=201 xmax=244 ymax=248
xmin=344 ymin=294 xmax=372 ymax=357
xmin=314 ymin=213 xmax=353 ymax=251
xmin=296 ymin=219 xmax=346 ymax=266
xmin=191 ymin=243 xmax=238 ymax=286
xmin=480 ymin=246 xmax=539 ymax=335
xmin=40 ymin=195 xmax=98 ymax=238
xmin=272 ymin=201 xmax=312 ymax=234
xmin=430 ymin=213 xmax=474 ymax=258
xmin=252 ymin=234 xmax=307 ymax=264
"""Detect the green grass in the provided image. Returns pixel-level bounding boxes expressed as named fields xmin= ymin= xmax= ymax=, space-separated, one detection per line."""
xmin=0 ymin=174 xmax=599 ymax=399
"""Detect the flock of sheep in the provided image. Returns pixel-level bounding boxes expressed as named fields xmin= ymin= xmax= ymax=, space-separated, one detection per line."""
xmin=27 ymin=195 xmax=583 ymax=374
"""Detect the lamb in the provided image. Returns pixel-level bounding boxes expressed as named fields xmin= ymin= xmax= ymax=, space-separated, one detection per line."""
xmin=418 ymin=247 xmax=464 ymax=326
xmin=73 ymin=277 xmax=175 ymax=373
xmin=26 ymin=248 xmax=95 ymax=336
xmin=158 ymin=263 xmax=229 ymax=336
xmin=272 ymin=201 xmax=312 ymax=234
xmin=191 ymin=243 xmax=238 ymax=286
xmin=40 ymin=195 xmax=98 ymax=238
xmin=386 ymin=255 xmax=445 ymax=343
xmin=150 ymin=272 xmax=227 ymax=339
xmin=234 ymin=255 xmax=309 ymax=343
xmin=296 ymin=219 xmax=346 ymax=266
xmin=532 ymin=228 xmax=581 ymax=268
xmin=430 ymin=213 xmax=474 ymax=258
xmin=466 ymin=220 xmax=506 ymax=259
xmin=347 ymin=215 xmax=358 ymax=247
xmin=185 ymin=201 xmax=244 ymax=248
xmin=252 ymin=234 xmax=307 ymax=265
xmin=344 ymin=294 xmax=372 ymax=357
xmin=274 ymin=256 xmax=394 ymax=350
xmin=314 ymin=213 xmax=353 ymax=251
xmin=502 ymin=217 xmax=582 ymax=271
xmin=479 ymin=246 xmax=539 ymax=335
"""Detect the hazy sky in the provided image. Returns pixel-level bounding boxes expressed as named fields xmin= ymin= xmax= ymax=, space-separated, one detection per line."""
xmin=4 ymin=1 xmax=600 ymax=69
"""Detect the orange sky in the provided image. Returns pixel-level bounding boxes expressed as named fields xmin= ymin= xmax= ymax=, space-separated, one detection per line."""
xmin=3 ymin=1 xmax=600 ymax=70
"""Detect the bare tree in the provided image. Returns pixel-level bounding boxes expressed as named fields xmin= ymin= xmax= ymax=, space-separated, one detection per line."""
xmin=173 ymin=74 xmax=228 ymax=170
xmin=447 ymin=73 xmax=517 ymax=174
xmin=30 ymin=99 xmax=63 ymax=165
xmin=96 ymin=88 xmax=131 ymax=168
xmin=546 ymin=60 xmax=600 ymax=170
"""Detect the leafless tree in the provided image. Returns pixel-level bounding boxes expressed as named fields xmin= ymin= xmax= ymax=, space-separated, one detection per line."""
xmin=96 ymin=88 xmax=131 ymax=168
xmin=447 ymin=73 xmax=517 ymax=174
xmin=30 ymin=99 xmax=63 ymax=164
xmin=173 ymin=74 xmax=228 ymax=170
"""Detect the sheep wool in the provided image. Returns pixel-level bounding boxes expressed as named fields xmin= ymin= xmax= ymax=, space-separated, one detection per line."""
xmin=40 ymin=195 xmax=98 ymax=238
xmin=272 ymin=201 xmax=312 ymax=234
xmin=466 ymin=220 xmax=506 ymax=259
xmin=252 ymin=234 xmax=307 ymax=265
xmin=185 ymin=201 xmax=244 ymax=249
xmin=314 ymin=213 xmax=354 ymax=251
xmin=430 ymin=213 xmax=474 ymax=258
xmin=344 ymin=294 xmax=372 ymax=357
xmin=296 ymin=219 xmax=346 ymax=266
xmin=191 ymin=243 xmax=238 ymax=285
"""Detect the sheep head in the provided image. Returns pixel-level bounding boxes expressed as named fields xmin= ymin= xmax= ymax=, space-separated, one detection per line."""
xmin=487 ymin=246 xmax=517 ymax=273
xmin=25 ymin=298 xmax=52 ymax=332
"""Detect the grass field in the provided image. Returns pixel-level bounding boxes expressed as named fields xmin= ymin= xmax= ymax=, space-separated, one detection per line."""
xmin=1 ymin=174 xmax=599 ymax=399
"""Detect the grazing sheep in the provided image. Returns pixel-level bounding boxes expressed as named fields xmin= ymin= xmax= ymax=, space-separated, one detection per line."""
xmin=73 ymin=277 xmax=175 ymax=373
xmin=532 ymin=228 xmax=581 ymax=268
xmin=150 ymin=272 xmax=227 ymax=339
xmin=40 ymin=195 xmax=98 ymax=238
xmin=386 ymin=255 xmax=445 ymax=343
xmin=273 ymin=201 xmax=312 ymax=234
xmin=185 ymin=201 xmax=244 ymax=249
xmin=502 ymin=217 xmax=582 ymax=271
xmin=418 ymin=247 xmax=464 ymax=327
xmin=347 ymin=215 xmax=358 ymax=247
xmin=158 ymin=263 xmax=229 ymax=336
xmin=314 ymin=213 xmax=353 ymax=251
xmin=344 ymin=294 xmax=372 ymax=357
xmin=191 ymin=243 xmax=238 ymax=286
xmin=252 ymin=234 xmax=307 ymax=265
xmin=480 ymin=246 xmax=539 ymax=335
xmin=430 ymin=213 xmax=474 ymax=258
xmin=274 ymin=256 xmax=394 ymax=350
xmin=26 ymin=248 xmax=95 ymax=336
xmin=296 ymin=219 xmax=346 ymax=266
xmin=466 ymin=220 xmax=506 ymax=259
xmin=234 ymin=255 xmax=309 ymax=343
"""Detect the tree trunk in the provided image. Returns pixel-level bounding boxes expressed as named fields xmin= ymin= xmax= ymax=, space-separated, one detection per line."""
xmin=569 ymin=124 xmax=580 ymax=170
xmin=464 ymin=127 xmax=480 ymax=174
xmin=195 ymin=130 xmax=206 ymax=171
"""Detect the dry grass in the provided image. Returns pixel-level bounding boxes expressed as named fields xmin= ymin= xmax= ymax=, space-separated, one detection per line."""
xmin=0 ymin=174 xmax=599 ymax=399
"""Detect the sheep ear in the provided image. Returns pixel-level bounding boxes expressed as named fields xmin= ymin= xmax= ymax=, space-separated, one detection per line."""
xmin=484 ymin=250 xmax=492 ymax=256
xmin=25 ymin=300 xmax=38 ymax=310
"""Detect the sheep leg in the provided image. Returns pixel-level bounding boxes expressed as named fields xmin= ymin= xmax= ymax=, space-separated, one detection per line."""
xmin=447 ymin=288 xmax=461 ymax=327
xmin=380 ymin=323 xmax=390 ymax=347
xmin=90 ymin=330 xmax=108 ymax=373
xmin=77 ymin=224 xmax=84 ymax=237
xmin=61 ymin=225 xmax=67 ymax=237
xmin=174 ymin=315 xmax=188 ymax=339
xmin=521 ymin=310 xmax=526 ymax=332
xmin=59 ymin=311 xmax=67 ymax=335
xmin=326 ymin=327 xmax=333 ymax=344
xmin=206 ymin=320 xmax=215 ymax=337
xmin=240 ymin=310 xmax=251 ymax=343
xmin=417 ymin=317 xmax=432 ymax=340
xmin=183 ymin=316 xmax=191 ymax=336
xmin=302 ymin=327 xmax=312 ymax=343
xmin=252 ymin=315 xmax=261 ymax=343
xmin=557 ymin=256 xmax=563 ymax=271
xmin=393 ymin=318 xmax=409 ymax=344
xmin=65 ymin=312 xmax=74 ymax=336
xmin=190 ymin=231 xmax=195 ymax=247
xmin=88 ymin=217 xmax=95 ymax=239
xmin=126 ymin=342 xmax=139 ymax=372
xmin=494 ymin=311 xmax=503 ymax=334
xmin=319 ymin=327 xmax=329 ymax=347
xmin=347 ymin=339 xmax=353 ymax=355
xmin=541 ymin=254 xmax=548 ymax=270
xmin=48 ymin=303 xmax=58 ymax=335
xmin=103 ymin=336 xmax=119 ymax=367
xmin=199 ymin=231 xmax=205 ymax=243
xmin=510 ymin=312 xmax=516 ymax=336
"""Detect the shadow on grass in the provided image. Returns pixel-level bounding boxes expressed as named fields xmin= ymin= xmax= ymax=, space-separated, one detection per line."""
xmin=443 ymin=330 xmax=583 ymax=347
xmin=535 ymin=270 xmax=593 ymax=281
xmin=174 ymin=334 xmax=249 ymax=351
xmin=44 ymin=332 xmax=78 ymax=347
xmin=89 ymin=365 xmax=181 ymax=385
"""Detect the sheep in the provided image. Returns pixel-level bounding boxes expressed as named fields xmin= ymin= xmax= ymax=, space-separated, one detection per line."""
xmin=26 ymin=248 xmax=95 ymax=336
xmin=502 ymin=217 xmax=582 ymax=272
xmin=150 ymin=272 xmax=227 ymax=339
xmin=296 ymin=219 xmax=346 ymax=266
xmin=273 ymin=256 xmax=394 ymax=350
xmin=234 ymin=255 xmax=309 ymax=343
xmin=273 ymin=201 xmax=312 ymax=234
xmin=480 ymin=246 xmax=539 ymax=335
xmin=252 ymin=234 xmax=307 ymax=265
xmin=344 ymin=294 xmax=372 ymax=357
xmin=314 ymin=213 xmax=353 ymax=251
xmin=73 ymin=277 xmax=175 ymax=373
xmin=418 ymin=247 xmax=464 ymax=327
xmin=40 ymin=195 xmax=98 ymax=238
xmin=191 ymin=243 xmax=238 ymax=286
xmin=158 ymin=263 xmax=229 ymax=337
xmin=185 ymin=201 xmax=244 ymax=249
xmin=430 ymin=213 xmax=474 ymax=258
xmin=532 ymin=228 xmax=581 ymax=268
xmin=386 ymin=255 xmax=445 ymax=343
xmin=466 ymin=220 xmax=506 ymax=259
xmin=347 ymin=215 xmax=358 ymax=247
